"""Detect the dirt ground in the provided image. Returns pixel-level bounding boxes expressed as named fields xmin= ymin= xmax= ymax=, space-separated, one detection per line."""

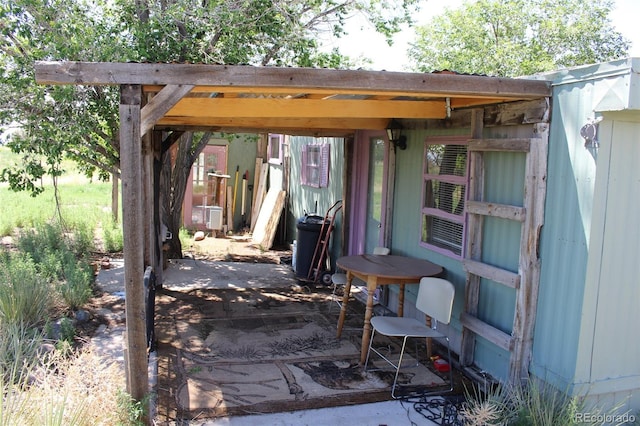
xmin=185 ymin=233 xmax=293 ymax=265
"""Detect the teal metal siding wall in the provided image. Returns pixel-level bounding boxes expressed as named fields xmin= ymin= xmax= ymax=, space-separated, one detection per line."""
xmin=530 ymin=63 xmax=639 ymax=390
xmin=287 ymin=136 xmax=344 ymax=270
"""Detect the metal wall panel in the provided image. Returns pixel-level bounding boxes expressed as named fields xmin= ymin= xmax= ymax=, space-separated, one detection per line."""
xmin=532 ymin=60 xmax=640 ymax=412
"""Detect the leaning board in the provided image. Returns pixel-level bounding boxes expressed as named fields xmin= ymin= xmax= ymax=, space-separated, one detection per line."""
xmin=251 ymin=188 xmax=286 ymax=249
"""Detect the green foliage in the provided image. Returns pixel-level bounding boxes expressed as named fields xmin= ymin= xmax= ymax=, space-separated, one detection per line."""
xmin=102 ymin=219 xmax=124 ymax=253
xmin=408 ymin=0 xmax=630 ymax=77
xmin=58 ymin=260 xmax=93 ymax=311
xmin=14 ymin=223 xmax=93 ymax=312
xmin=461 ymin=379 xmax=630 ymax=426
xmin=0 ymin=252 xmax=51 ymax=328
xmin=0 ymin=321 xmax=44 ymax=383
xmin=115 ymin=390 xmax=148 ymax=426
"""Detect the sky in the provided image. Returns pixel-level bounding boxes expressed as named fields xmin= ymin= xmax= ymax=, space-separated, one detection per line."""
xmin=331 ymin=0 xmax=640 ymax=72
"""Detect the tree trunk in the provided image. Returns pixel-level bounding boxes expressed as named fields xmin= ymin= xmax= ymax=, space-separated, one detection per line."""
xmin=160 ymin=131 xmax=212 ymax=259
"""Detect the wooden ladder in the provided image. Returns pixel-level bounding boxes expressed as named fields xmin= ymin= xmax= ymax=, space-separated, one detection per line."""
xmin=460 ymin=109 xmax=549 ymax=383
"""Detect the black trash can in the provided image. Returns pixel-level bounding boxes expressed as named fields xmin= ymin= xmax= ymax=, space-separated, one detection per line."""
xmin=295 ymin=215 xmax=326 ymax=279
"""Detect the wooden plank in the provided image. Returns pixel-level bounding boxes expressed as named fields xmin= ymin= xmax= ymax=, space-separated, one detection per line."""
xmin=510 ymin=123 xmax=549 ymax=382
xmin=461 ymin=313 xmax=513 ymax=352
xmin=466 ymin=200 xmax=526 ymax=222
xmin=250 ymin=162 xmax=269 ymax=232
xmin=462 ymin=259 xmax=521 ymax=289
xmin=141 ymin=84 xmax=194 ymax=135
xmin=251 ymin=158 xmax=262 ymax=227
xmin=226 ymin=186 xmax=233 ymax=232
xmin=460 ymin=108 xmax=485 ymax=367
xmin=156 ymin=117 xmax=389 ymax=132
xmin=468 ymin=138 xmax=532 ymax=152
xmin=251 ymin=188 xmax=286 ymax=249
xmin=34 ymin=61 xmax=551 ymax=99
xmin=166 ymin=97 xmax=447 ymax=119
xmin=119 ymin=84 xmax=148 ymax=403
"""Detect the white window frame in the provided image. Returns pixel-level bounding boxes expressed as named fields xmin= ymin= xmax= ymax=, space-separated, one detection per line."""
xmin=268 ymin=134 xmax=284 ymax=165
xmin=420 ymin=136 xmax=469 ymax=258
xmin=301 ymin=142 xmax=330 ymax=188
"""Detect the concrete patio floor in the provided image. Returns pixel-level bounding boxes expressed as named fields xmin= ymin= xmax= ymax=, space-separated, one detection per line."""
xmin=95 ymin=256 xmax=448 ymax=425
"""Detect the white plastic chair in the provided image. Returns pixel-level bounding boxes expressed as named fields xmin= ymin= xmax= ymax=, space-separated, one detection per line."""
xmin=364 ymin=277 xmax=455 ymax=398
xmin=330 ymin=247 xmax=390 ymax=310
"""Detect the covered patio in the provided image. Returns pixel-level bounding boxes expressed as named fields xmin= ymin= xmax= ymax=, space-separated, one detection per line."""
xmin=34 ymin=61 xmax=551 ymax=421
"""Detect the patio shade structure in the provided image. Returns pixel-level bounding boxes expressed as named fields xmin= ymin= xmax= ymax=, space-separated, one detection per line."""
xmin=34 ymin=61 xmax=552 ymax=407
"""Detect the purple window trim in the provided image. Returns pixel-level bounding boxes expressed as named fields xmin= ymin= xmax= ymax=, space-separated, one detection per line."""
xmin=421 ymin=135 xmax=470 ymax=259
xmin=301 ymin=142 xmax=330 ymax=188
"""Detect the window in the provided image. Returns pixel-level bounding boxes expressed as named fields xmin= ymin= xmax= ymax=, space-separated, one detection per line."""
xmin=268 ymin=134 xmax=283 ymax=165
xmin=301 ymin=143 xmax=330 ymax=188
xmin=421 ymin=137 xmax=468 ymax=257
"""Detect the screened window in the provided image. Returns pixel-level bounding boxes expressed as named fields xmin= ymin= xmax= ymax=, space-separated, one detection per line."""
xmin=421 ymin=137 xmax=468 ymax=256
xmin=301 ymin=143 xmax=330 ymax=188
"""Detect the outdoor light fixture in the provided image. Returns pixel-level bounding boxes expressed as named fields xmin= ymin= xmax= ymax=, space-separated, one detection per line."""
xmin=386 ymin=118 xmax=407 ymax=150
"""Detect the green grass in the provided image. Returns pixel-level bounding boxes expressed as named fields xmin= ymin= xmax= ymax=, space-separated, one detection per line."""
xmin=0 ymin=181 xmax=113 ymax=236
xmin=0 ymin=146 xmax=114 ymax=236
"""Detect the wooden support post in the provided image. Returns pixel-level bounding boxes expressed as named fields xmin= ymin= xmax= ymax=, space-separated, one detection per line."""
xmin=120 ymin=84 xmax=148 ymax=405
xmin=460 ymin=108 xmax=485 ymax=367
xmin=509 ymin=123 xmax=549 ymax=382
xmin=142 ymin=131 xmax=155 ymax=270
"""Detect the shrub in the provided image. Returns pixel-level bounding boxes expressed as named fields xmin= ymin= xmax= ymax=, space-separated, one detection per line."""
xmin=13 ymin=223 xmax=94 ymax=313
xmin=0 ymin=252 xmax=51 ymax=328
xmin=69 ymin=222 xmax=95 ymax=259
xmin=0 ymin=322 xmax=44 ymax=383
xmin=461 ymin=378 xmax=630 ymax=426
xmin=58 ymin=259 xmax=93 ymax=311
xmin=102 ymin=219 xmax=123 ymax=253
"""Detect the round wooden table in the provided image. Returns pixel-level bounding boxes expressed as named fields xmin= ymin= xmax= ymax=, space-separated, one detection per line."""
xmin=335 ymin=254 xmax=443 ymax=364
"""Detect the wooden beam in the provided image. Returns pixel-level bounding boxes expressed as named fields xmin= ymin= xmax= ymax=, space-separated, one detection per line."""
xmin=462 ymin=259 xmax=521 ymax=289
xmin=468 ymin=138 xmax=533 ymax=152
xmin=461 ymin=313 xmax=514 ymax=352
xmin=144 ymin=85 xmax=541 ymax=101
xmin=155 ymin=117 xmax=389 ymax=132
xmin=166 ymin=97 xmax=447 ymax=119
xmin=141 ymin=84 xmax=194 ymax=135
xmin=510 ymin=123 xmax=549 ymax=382
xmin=34 ymin=61 xmax=552 ymax=99
xmin=460 ymin=109 xmax=485 ymax=367
xmin=119 ymin=84 xmax=148 ymax=404
xmin=465 ymin=200 xmax=526 ymax=222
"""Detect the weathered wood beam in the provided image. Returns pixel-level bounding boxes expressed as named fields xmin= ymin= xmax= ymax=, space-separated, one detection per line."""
xmin=510 ymin=123 xmax=549 ymax=383
xmin=34 ymin=61 xmax=552 ymax=99
xmin=462 ymin=259 xmax=521 ymax=289
xmin=166 ymin=97 xmax=447 ymax=119
xmin=461 ymin=313 xmax=514 ymax=352
xmin=460 ymin=109 xmax=485 ymax=368
xmin=468 ymin=138 xmax=532 ymax=152
xmin=119 ymin=84 xmax=148 ymax=404
xmin=141 ymin=84 xmax=194 ymax=135
xmin=144 ymin=85 xmax=539 ymax=101
xmin=465 ymin=200 xmax=526 ymax=222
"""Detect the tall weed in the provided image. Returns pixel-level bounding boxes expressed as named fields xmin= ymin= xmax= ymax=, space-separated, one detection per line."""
xmin=58 ymin=259 xmax=93 ymax=311
xmin=461 ymin=378 xmax=630 ymax=426
xmin=0 ymin=345 xmax=125 ymax=426
xmin=0 ymin=252 xmax=51 ymax=327
xmin=13 ymin=223 xmax=93 ymax=313
xmin=102 ymin=218 xmax=123 ymax=253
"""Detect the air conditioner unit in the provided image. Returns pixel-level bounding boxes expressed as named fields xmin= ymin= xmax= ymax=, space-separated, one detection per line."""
xmin=207 ymin=206 xmax=224 ymax=230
